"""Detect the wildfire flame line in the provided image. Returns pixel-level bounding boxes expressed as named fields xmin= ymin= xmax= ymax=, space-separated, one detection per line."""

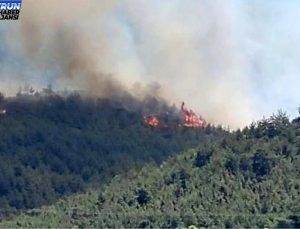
xmin=144 ymin=102 xmax=206 ymax=128
xmin=181 ymin=102 xmax=206 ymax=128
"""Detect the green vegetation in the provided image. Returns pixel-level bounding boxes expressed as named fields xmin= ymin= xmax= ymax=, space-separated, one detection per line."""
xmin=0 ymin=92 xmax=222 ymax=218
xmin=2 ymin=110 xmax=300 ymax=228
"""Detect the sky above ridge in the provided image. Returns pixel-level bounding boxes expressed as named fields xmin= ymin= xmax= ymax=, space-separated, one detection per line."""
xmin=0 ymin=0 xmax=299 ymax=127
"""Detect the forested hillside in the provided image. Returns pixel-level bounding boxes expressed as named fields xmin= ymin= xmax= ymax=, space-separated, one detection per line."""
xmin=2 ymin=111 xmax=300 ymax=228
xmin=0 ymin=92 xmax=223 ymax=218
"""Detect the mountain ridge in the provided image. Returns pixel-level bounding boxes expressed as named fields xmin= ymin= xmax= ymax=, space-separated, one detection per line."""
xmin=2 ymin=110 xmax=300 ymax=228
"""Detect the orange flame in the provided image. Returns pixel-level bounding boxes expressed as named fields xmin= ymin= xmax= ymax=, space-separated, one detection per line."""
xmin=144 ymin=102 xmax=206 ymax=128
xmin=181 ymin=102 xmax=206 ymax=128
xmin=144 ymin=115 xmax=160 ymax=127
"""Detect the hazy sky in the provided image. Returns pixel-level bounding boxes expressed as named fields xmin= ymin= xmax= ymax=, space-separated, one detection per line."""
xmin=0 ymin=0 xmax=300 ymax=127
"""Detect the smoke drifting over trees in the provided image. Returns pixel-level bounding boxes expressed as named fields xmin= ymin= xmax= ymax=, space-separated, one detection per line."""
xmin=1 ymin=0 xmax=300 ymax=128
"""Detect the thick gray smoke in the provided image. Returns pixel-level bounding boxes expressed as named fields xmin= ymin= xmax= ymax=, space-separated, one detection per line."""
xmin=1 ymin=0 xmax=299 ymax=128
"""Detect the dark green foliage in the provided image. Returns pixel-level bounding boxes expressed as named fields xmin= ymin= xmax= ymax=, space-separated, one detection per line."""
xmin=161 ymin=218 xmax=180 ymax=229
xmin=239 ymin=157 xmax=251 ymax=172
xmin=194 ymin=151 xmax=211 ymax=168
xmin=138 ymin=220 xmax=151 ymax=228
xmin=277 ymin=215 xmax=300 ymax=228
xmin=246 ymin=111 xmax=290 ymax=139
xmin=136 ymin=189 xmax=151 ymax=206
xmin=252 ymin=152 xmax=272 ymax=179
xmin=2 ymin=100 xmax=300 ymax=228
xmin=0 ymin=93 xmax=223 ymax=218
xmin=277 ymin=220 xmax=294 ymax=228
xmin=225 ymin=157 xmax=238 ymax=175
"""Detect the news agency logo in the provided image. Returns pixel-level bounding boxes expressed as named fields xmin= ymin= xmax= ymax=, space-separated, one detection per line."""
xmin=0 ymin=0 xmax=22 ymax=20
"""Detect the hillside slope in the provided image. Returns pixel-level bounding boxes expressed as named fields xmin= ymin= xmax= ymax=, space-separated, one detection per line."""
xmin=2 ymin=111 xmax=300 ymax=228
xmin=0 ymin=93 xmax=222 ymax=217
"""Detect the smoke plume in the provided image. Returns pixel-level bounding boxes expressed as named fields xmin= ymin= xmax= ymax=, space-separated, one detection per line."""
xmin=1 ymin=0 xmax=299 ymax=128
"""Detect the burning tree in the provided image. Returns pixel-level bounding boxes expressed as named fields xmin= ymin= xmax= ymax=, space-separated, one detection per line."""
xmin=144 ymin=102 xmax=206 ymax=128
xmin=181 ymin=102 xmax=206 ymax=128
xmin=144 ymin=115 xmax=160 ymax=127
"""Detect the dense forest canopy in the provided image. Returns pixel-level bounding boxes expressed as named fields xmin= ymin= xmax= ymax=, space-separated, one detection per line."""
xmin=1 ymin=106 xmax=300 ymax=228
xmin=0 ymin=91 xmax=223 ymax=218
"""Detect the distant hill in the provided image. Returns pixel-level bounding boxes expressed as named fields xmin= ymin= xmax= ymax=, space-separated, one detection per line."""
xmin=0 ymin=92 xmax=223 ymax=218
xmin=2 ymin=110 xmax=300 ymax=228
